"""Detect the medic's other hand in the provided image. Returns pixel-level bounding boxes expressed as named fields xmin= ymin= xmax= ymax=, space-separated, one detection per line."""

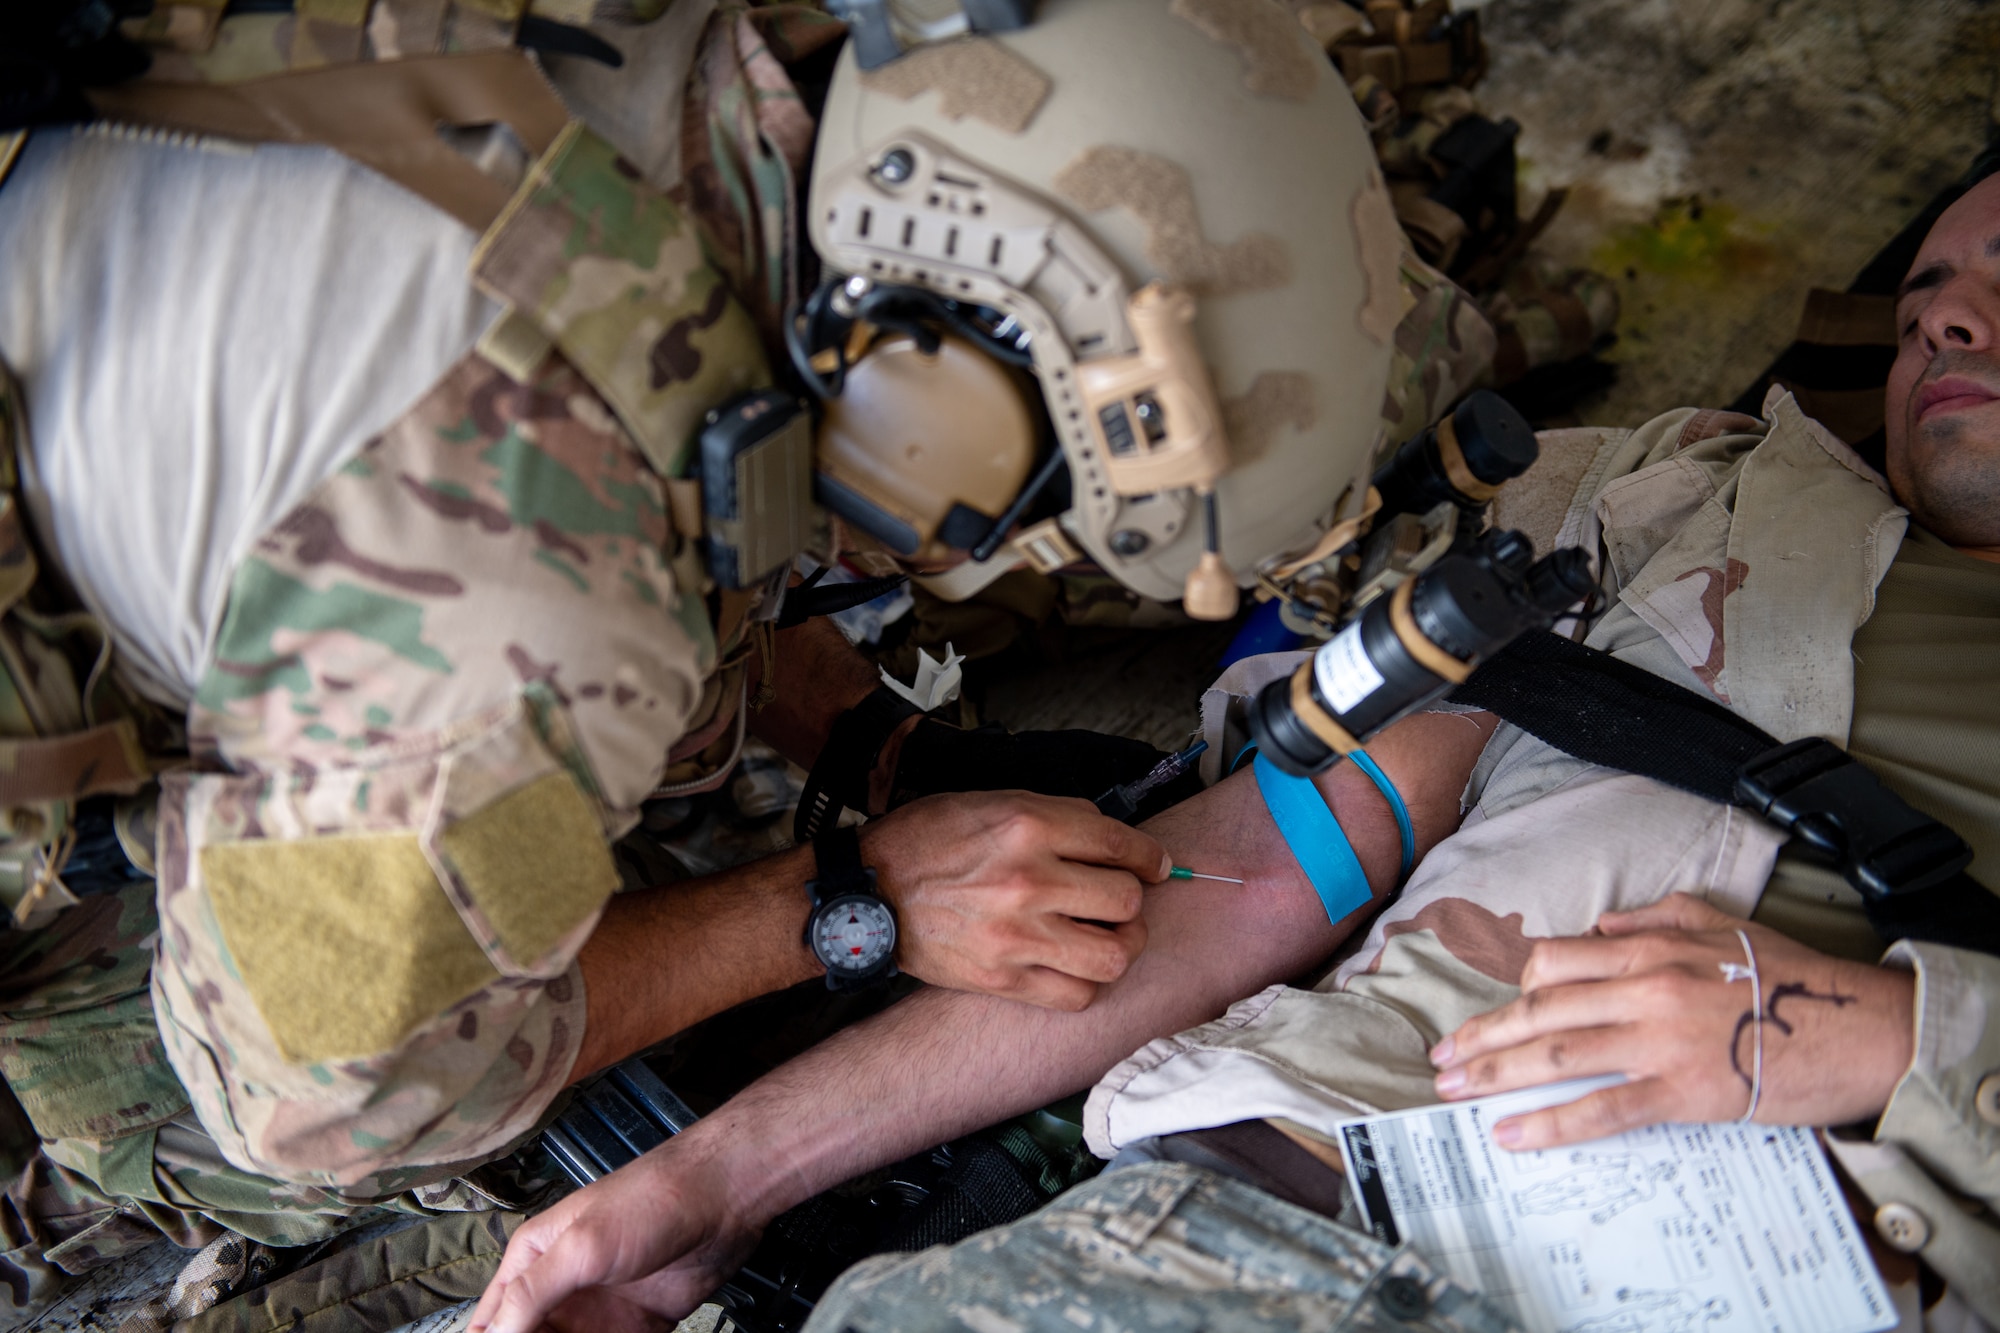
xmin=1427 ymin=893 xmax=1916 ymax=1151
xmin=860 ymin=789 xmax=1170 ymax=1010
xmin=468 ymin=1132 xmax=758 ymax=1333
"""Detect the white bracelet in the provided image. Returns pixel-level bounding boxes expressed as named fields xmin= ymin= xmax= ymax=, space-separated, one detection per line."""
xmin=1717 ymin=927 xmax=1763 ymax=1123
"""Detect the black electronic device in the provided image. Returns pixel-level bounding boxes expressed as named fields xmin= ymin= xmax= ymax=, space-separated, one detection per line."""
xmin=1371 ymin=389 xmax=1540 ymax=521
xmin=700 ymin=389 xmax=818 ymax=589
xmin=1249 ymin=530 xmax=1595 ymax=778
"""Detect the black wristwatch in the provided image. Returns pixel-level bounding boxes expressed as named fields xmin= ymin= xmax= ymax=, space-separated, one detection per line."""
xmin=803 ymin=825 xmax=899 ymax=991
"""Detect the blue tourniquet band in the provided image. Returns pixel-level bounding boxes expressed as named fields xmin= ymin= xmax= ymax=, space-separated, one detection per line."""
xmin=1253 ymin=752 xmax=1373 ymax=926
xmin=1348 ymin=748 xmax=1416 ymax=883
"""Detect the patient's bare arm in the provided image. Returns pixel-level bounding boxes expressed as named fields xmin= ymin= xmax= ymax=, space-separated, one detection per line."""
xmin=470 ymin=709 xmax=1496 ymax=1333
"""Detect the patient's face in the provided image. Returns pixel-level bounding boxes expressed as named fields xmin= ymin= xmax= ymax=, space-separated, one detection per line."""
xmin=1886 ymin=173 xmax=2000 ymax=549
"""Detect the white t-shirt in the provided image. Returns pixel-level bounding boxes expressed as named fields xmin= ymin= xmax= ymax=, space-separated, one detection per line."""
xmin=0 ymin=127 xmax=500 ymax=707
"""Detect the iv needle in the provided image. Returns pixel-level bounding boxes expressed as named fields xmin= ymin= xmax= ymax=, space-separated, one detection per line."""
xmin=1169 ymin=867 xmax=1243 ymax=884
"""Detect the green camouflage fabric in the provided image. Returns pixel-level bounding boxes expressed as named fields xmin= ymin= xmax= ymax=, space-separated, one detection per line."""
xmin=474 ymin=121 xmax=773 ymax=481
xmin=0 ymin=884 xmax=186 ymax=1147
xmin=1378 ymin=249 xmax=1498 ymax=451
xmin=161 ymin=342 xmax=713 ymax=1189
xmin=164 ymin=1209 xmax=524 ymax=1333
xmin=806 ymin=1162 xmax=1518 ymax=1333
xmin=681 ymin=1 xmax=850 ymax=344
xmin=2 ymin=1108 xmax=506 ymax=1320
xmin=1483 ymin=253 xmax=1621 ymax=386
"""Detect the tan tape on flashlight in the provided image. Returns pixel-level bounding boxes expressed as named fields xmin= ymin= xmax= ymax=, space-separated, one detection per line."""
xmin=1388 ymin=579 xmax=1472 ymax=684
xmin=1289 ymin=665 xmax=1365 ymax=757
xmin=1437 ymin=414 xmax=1501 ymax=505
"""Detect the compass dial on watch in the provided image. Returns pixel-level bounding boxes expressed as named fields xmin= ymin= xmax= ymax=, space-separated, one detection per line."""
xmin=812 ymin=894 xmax=896 ymax=974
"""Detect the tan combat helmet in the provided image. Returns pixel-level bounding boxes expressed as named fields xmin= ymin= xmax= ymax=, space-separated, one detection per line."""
xmin=804 ymin=0 xmax=1402 ymax=618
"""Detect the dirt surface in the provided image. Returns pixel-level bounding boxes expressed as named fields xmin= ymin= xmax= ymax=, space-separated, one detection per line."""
xmin=1480 ymin=0 xmax=1998 ymax=425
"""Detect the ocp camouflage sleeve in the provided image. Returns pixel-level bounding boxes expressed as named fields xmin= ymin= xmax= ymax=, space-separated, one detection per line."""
xmin=157 ymin=349 xmax=712 ymax=1187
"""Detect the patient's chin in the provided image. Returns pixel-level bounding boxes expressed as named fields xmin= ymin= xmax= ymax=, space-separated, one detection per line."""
xmin=1901 ymin=438 xmax=2000 ymax=548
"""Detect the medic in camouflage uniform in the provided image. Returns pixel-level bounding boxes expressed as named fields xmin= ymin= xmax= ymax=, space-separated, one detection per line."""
xmin=0 ymin=20 xmax=793 ymax=1310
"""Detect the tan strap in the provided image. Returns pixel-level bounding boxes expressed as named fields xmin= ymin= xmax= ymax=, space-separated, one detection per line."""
xmin=87 ymin=51 xmax=570 ymax=232
xmin=663 ymin=477 xmax=705 ymax=542
xmin=1266 ymin=486 xmax=1381 ymax=582
xmin=292 ymin=0 xmax=375 ymax=68
xmin=1436 ymin=412 xmax=1501 ymax=504
xmin=1290 ymin=665 xmax=1364 ymax=756
xmin=0 ymin=720 xmax=151 ymax=809
xmin=1388 ymin=577 xmax=1471 ymax=684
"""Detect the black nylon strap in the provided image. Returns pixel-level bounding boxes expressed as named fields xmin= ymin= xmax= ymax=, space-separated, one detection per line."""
xmin=793 ymin=685 xmax=921 ymax=844
xmin=774 ymin=567 xmax=909 ymax=629
xmin=808 ymin=825 xmax=870 ymax=904
xmin=1451 ymin=630 xmax=2000 ymax=957
xmin=1450 ymin=630 xmax=1772 ymax=803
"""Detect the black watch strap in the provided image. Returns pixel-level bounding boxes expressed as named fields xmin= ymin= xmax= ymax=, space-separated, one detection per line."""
xmin=794 ymin=685 xmax=922 ymax=844
xmin=807 ymin=825 xmax=871 ymax=905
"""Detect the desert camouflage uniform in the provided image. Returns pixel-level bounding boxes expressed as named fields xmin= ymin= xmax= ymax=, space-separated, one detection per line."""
xmin=0 ymin=12 xmax=818 ymax=1316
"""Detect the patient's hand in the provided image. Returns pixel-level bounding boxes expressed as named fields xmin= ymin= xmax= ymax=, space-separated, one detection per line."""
xmin=468 ymin=1128 xmax=762 ymax=1333
xmin=1429 ymin=893 xmax=1915 ymax=1149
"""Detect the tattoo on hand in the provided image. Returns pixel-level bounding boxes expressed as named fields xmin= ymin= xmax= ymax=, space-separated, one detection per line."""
xmin=1728 ymin=980 xmax=1858 ymax=1089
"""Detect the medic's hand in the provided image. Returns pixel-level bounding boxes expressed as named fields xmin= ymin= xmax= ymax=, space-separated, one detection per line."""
xmin=860 ymin=790 xmax=1169 ymax=1010
xmin=468 ymin=1132 xmax=759 ymax=1333
xmin=1428 ymin=893 xmax=1916 ymax=1150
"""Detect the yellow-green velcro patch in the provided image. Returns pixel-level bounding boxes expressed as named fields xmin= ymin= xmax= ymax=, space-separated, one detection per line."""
xmin=438 ymin=770 xmax=616 ymax=969
xmin=203 ymin=833 xmax=498 ymax=1065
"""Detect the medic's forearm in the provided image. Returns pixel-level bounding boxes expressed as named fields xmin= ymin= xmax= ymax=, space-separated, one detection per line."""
xmin=680 ymin=710 xmax=1497 ymax=1227
xmin=571 ymin=845 xmax=823 ymax=1080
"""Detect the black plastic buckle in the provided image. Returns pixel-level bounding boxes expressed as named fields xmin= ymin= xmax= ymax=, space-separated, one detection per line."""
xmin=1735 ymin=737 xmax=1971 ymax=899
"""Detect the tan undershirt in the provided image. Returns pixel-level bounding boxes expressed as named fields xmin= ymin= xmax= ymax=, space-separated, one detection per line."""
xmin=1754 ymin=525 xmax=2000 ymax=960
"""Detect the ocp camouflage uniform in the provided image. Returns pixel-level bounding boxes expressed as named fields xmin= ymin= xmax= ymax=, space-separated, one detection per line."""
xmin=0 ymin=10 xmax=829 ymax=1317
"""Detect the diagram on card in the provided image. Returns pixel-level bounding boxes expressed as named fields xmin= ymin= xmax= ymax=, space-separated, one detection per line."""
xmin=1333 ymin=1078 xmax=1895 ymax=1333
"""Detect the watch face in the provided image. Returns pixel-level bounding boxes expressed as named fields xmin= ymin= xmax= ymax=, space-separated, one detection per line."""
xmin=812 ymin=894 xmax=896 ymax=975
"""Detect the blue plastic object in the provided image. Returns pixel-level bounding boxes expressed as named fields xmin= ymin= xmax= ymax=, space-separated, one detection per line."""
xmin=1218 ymin=597 xmax=1304 ymax=669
